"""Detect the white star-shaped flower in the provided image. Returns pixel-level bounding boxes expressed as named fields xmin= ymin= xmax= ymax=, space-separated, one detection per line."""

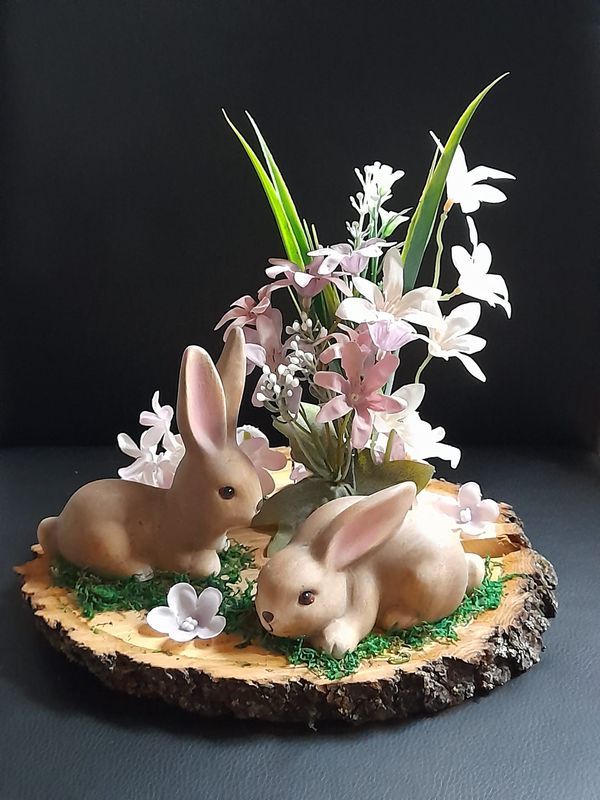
xmin=431 ymin=133 xmax=515 ymax=214
xmin=452 ymin=217 xmax=511 ymax=317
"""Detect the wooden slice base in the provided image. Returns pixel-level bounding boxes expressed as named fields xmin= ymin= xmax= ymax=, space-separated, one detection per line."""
xmin=16 ymin=480 xmax=557 ymax=725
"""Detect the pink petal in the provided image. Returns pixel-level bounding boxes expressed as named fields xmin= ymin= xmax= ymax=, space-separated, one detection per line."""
xmin=368 ymin=320 xmax=416 ymax=351
xmin=314 ymin=371 xmax=348 ymax=394
xmin=473 ymin=498 xmax=500 ymax=524
xmin=257 ymin=467 xmax=276 ymax=496
xmin=458 ymin=481 xmax=482 ymax=509
xmin=362 ymin=353 xmax=399 ymax=394
xmin=340 ymin=341 xmax=365 ymax=383
xmin=316 ymin=396 xmax=353 ymax=423
xmin=367 ymin=393 xmax=405 ymax=413
xmin=351 ymin=408 xmax=373 ymax=449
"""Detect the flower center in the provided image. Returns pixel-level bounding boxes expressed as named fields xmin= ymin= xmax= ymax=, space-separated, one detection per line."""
xmin=459 ymin=508 xmax=472 ymax=524
xmin=349 ymin=392 xmax=361 ymax=404
xmin=179 ymin=616 xmax=198 ymax=632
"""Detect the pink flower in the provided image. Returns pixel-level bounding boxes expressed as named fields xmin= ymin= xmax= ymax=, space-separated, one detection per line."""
xmin=314 ymin=342 xmax=405 ymax=449
xmin=265 ymin=257 xmax=352 ymax=299
xmin=319 ymin=323 xmax=376 ymax=367
xmin=215 ymin=293 xmax=272 ymax=338
xmin=434 ymin=481 xmax=499 ymax=537
xmin=236 ymin=426 xmax=288 ymax=496
xmin=244 ymin=308 xmax=287 ymax=373
xmin=308 ymin=239 xmax=393 ymax=276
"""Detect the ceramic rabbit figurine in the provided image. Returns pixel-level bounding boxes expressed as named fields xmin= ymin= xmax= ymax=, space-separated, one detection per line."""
xmin=38 ymin=328 xmax=263 ymax=578
xmin=255 ymin=482 xmax=486 ymax=658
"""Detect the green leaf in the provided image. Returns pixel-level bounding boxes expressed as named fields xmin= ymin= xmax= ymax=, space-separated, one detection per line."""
xmin=222 ymin=110 xmax=304 ymax=266
xmin=252 ymin=478 xmax=352 ymax=555
xmin=273 ymin=404 xmax=335 ymax=480
xmin=354 ymin=452 xmax=434 ymax=495
xmin=245 ymin=112 xmax=311 ymax=263
xmin=401 ymin=73 xmax=509 ymax=291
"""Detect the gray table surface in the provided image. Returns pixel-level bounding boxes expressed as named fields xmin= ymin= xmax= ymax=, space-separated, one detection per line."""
xmin=1 ymin=446 xmax=599 ymax=800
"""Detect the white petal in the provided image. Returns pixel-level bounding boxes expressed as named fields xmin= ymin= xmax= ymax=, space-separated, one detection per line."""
xmin=140 ymin=425 xmax=164 ymax=449
xmin=451 ymin=245 xmax=473 ymax=275
xmin=455 ymin=352 xmax=486 ymax=382
xmin=168 ymin=627 xmax=199 ymax=643
xmin=195 ymin=587 xmax=223 ymax=625
xmin=117 ymin=433 xmax=142 ymax=458
xmin=458 ymin=481 xmax=482 ymax=509
xmin=335 ymin=297 xmax=377 ymax=324
xmin=466 ymin=216 xmax=478 ymax=248
xmin=146 ymin=606 xmax=177 ymax=635
xmin=167 ymin=583 xmax=198 ymax=618
xmin=352 ymin=276 xmax=385 ymax=308
xmin=468 ymin=165 xmax=515 ymax=183
xmin=392 ymin=383 xmax=425 ymax=415
xmin=470 ymin=185 xmax=508 ymax=205
xmin=381 ymin=247 xmax=404 ymax=302
xmin=151 ymin=390 xmax=161 ymax=415
xmin=196 ymin=615 xmax=227 ymax=639
xmin=473 ymin=242 xmax=492 ymax=273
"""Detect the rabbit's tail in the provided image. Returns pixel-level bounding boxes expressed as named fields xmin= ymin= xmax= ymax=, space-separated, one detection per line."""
xmin=465 ymin=553 xmax=485 ymax=594
xmin=38 ymin=516 xmax=58 ymax=556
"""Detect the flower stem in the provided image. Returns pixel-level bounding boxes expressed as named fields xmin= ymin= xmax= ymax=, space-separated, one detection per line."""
xmin=383 ymin=429 xmax=396 ymax=462
xmin=415 ymin=353 xmax=432 ymax=384
xmin=431 ymin=211 xmax=448 ymax=290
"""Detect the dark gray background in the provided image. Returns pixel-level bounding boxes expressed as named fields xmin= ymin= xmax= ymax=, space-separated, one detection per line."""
xmin=1 ymin=2 xmax=600 ymax=799
xmin=2 ymin=446 xmax=599 ymax=800
xmin=1 ymin=0 xmax=599 ymax=449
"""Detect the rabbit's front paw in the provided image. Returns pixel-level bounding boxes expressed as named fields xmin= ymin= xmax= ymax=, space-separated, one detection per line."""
xmin=315 ymin=620 xmax=361 ymax=659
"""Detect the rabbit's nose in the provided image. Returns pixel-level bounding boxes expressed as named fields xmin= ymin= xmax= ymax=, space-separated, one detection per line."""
xmin=262 ymin=611 xmax=274 ymax=623
xmin=256 ymin=498 xmax=264 ymax=513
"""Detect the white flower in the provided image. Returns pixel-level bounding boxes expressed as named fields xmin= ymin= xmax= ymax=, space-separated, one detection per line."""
xmin=336 ymin=247 xmax=441 ymax=350
xmin=350 ymin=162 xmax=405 ymax=216
xmin=451 ymin=217 xmax=511 ymax=317
xmin=236 ymin=425 xmax=287 ymax=496
xmin=373 ymin=385 xmax=461 ymax=468
xmin=118 ymin=390 xmax=185 ymax=488
xmin=146 ymin=584 xmax=226 ymax=642
xmin=117 ymin=429 xmax=182 ymax=489
xmin=423 ymin=301 xmax=487 ymax=382
xmin=434 ymin=482 xmax=500 ymax=537
xmin=378 ymin=207 xmax=411 ymax=237
xmin=431 ymin=133 xmax=515 ymax=214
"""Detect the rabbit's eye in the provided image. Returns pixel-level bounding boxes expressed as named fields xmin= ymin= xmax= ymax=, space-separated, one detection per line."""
xmin=219 ymin=486 xmax=236 ymax=500
xmin=298 ymin=590 xmax=315 ymax=606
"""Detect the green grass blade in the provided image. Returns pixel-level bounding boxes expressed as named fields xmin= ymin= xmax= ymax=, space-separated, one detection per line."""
xmin=223 ymin=110 xmax=304 ymax=266
xmin=246 ymin=112 xmax=310 ymax=263
xmin=402 ymin=73 xmax=509 ymax=291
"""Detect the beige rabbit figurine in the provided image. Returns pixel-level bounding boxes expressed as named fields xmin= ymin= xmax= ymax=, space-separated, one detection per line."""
xmin=255 ymin=482 xmax=486 ymax=658
xmin=38 ymin=328 xmax=263 ymax=578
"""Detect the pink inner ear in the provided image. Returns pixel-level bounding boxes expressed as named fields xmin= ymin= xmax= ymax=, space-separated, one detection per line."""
xmin=327 ymin=483 xmax=417 ymax=571
xmin=180 ymin=346 xmax=227 ymax=451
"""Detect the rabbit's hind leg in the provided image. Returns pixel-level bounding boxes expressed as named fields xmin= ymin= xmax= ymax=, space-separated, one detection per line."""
xmin=465 ymin=553 xmax=485 ymax=594
xmin=380 ymin=607 xmax=421 ymax=631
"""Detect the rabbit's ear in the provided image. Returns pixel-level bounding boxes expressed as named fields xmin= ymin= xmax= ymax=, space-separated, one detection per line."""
xmin=216 ymin=327 xmax=246 ymax=439
xmin=319 ymin=483 xmax=417 ymax=571
xmin=177 ymin=345 xmax=227 ymax=452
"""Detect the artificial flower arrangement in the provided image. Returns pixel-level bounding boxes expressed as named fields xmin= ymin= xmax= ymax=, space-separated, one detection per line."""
xmin=118 ymin=74 xmax=513 ymax=554
xmin=20 ymin=74 xmax=558 ymax=722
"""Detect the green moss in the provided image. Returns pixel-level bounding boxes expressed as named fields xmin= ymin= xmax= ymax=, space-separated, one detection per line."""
xmin=51 ymin=542 xmax=255 ymax=632
xmin=52 ymin=550 xmax=514 ymax=680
